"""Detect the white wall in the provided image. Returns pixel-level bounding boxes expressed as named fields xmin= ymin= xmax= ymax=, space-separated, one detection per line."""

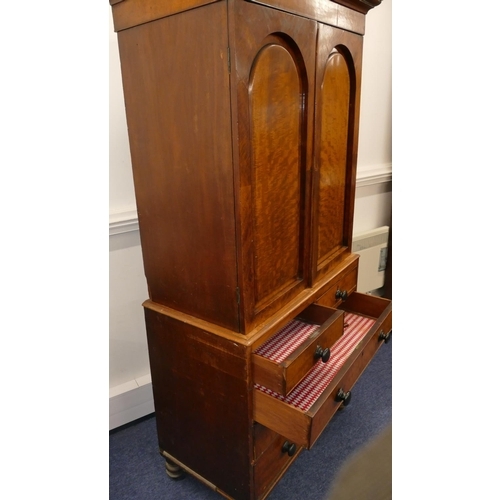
xmin=109 ymin=11 xmax=152 ymax=428
xmin=355 ymin=0 xmax=392 ymax=234
xmin=109 ymin=0 xmax=392 ymax=429
xmin=357 ymin=0 xmax=392 ymax=171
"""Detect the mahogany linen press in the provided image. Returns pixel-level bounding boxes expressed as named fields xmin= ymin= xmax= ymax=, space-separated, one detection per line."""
xmin=109 ymin=0 xmax=392 ymax=498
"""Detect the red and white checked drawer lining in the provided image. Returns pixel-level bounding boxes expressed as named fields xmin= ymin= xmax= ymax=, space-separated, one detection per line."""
xmin=254 ymin=319 xmax=320 ymax=363
xmin=255 ymin=313 xmax=376 ymax=412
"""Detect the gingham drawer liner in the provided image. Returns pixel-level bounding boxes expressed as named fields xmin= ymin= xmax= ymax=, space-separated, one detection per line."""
xmin=255 ymin=313 xmax=375 ymax=412
xmin=254 ymin=319 xmax=320 ymax=363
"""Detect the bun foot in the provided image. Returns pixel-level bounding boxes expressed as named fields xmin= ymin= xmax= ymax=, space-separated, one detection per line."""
xmin=165 ymin=458 xmax=185 ymax=481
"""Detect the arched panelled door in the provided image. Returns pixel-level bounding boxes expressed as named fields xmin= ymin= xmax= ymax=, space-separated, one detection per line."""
xmin=250 ymin=42 xmax=304 ymax=308
xmin=311 ymin=25 xmax=363 ymax=284
xmin=232 ymin=1 xmax=317 ymax=332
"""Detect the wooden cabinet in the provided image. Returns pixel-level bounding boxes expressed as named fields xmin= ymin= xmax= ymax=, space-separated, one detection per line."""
xmin=110 ymin=0 xmax=390 ymax=499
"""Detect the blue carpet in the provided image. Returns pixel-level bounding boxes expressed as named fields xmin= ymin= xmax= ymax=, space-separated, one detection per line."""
xmin=109 ymin=340 xmax=391 ymax=500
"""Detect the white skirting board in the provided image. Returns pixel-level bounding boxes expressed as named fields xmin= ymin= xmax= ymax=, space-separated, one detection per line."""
xmin=109 ymin=374 xmax=155 ymax=430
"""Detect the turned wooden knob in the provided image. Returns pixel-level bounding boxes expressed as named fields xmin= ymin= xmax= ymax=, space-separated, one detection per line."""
xmin=335 ymin=289 xmax=348 ymax=301
xmin=379 ymin=330 xmax=392 ymax=344
xmin=335 ymin=388 xmax=352 ymax=406
xmin=314 ymin=345 xmax=331 ymax=363
xmin=282 ymin=441 xmax=297 ymax=456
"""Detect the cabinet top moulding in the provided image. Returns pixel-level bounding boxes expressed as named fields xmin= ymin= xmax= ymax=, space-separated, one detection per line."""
xmin=110 ymin=0 xmax=382 ymax=33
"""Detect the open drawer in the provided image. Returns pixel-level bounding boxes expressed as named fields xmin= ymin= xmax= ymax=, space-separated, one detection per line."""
xmin=253 ymin=292 xmax=391 ymax=449
xmin=252 ymin=304 xmax=345 ymax=396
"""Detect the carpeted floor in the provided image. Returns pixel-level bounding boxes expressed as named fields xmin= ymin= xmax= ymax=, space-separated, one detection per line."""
xmin=109 ymin=339 xmax=391 ymax=500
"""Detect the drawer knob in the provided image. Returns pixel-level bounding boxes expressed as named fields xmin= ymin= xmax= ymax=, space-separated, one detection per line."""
xmin=314 ymin=345 xmax=331 ymax=363
xmin=282 ymin=441 xmax=297 ymax=456
xmin=379 ymin=330 xmax=392 ymax=344
xmin=335 ymin=388 xmax=352 ymax=406
xmin=335 ymin=289 xmax=348 ymax=301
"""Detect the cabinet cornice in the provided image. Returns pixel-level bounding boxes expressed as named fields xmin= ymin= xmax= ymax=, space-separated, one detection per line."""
xmin=110 ymin=0 xmax=382 ymax=33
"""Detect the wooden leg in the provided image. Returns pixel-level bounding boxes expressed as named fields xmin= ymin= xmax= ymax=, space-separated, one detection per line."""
xmin=165 ymin=458 xmax=185 ymax=480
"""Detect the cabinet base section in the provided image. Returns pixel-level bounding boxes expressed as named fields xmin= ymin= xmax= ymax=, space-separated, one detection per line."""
xmin=161 ymin=449 xmax=230 ymax=495
xmin=145 ymin=307 xmax=254 ymax=498
xmin=160 ymin=445 xmax=302 ymax=500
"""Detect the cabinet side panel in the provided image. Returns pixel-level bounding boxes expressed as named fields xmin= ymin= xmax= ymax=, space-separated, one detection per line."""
xmin=145 ymin=308 xmax=253 ymax=499
xmin=111 ymin=0 xmax=220 ymax=31
xmin=117 ymin=3 xmax=240 ymax=331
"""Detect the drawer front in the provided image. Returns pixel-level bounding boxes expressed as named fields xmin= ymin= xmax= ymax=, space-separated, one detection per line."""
xmin=254 ymin=427 xmax=302 ymax=499
xmin=315 ymin=267 xmax=357 ymax=308
xmin=254 ymin=423 xmax=278 ymax=460
xmin=252 ymin=305 xmax=344 ymax=396
xmin=253 ymin=293 xmax=391 ymax=449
